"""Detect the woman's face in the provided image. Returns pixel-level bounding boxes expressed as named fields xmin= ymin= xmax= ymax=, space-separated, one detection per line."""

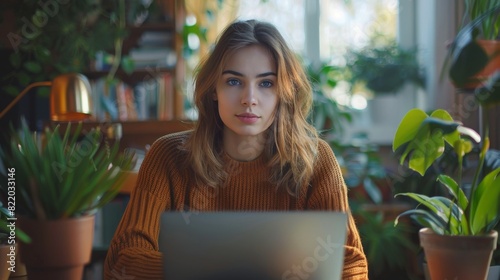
xmin=215 ymin=44 xmax=278 ymax=139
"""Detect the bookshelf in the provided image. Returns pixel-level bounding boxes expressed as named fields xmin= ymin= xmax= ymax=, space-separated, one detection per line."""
xmin=81 ymin=2 xmax=192 ymax=276
xmin=84 ymin=0 xmax=187 ymax=126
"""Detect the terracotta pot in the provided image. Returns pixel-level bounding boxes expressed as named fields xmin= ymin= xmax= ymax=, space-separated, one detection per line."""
xmin=419 ymin=228 xmax=498 ymax=280
xmin=9 ymin=248 xmax=27 ymax=279
xmin=18 ymin=215 xmax=95 ymax=280
xmin=462 ymin=39 xmax=500 ymax=89
xmin=0 ymin=244 xmax=12 ymax=280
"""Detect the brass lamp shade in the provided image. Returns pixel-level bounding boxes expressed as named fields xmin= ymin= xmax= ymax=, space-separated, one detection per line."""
xmin=0 ymin=73 xmax=93 ymax=121
xmin=50 ymin=73 xmax=93 ymax=121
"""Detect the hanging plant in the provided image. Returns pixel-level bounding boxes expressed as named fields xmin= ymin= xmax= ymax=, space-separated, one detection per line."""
xmin=346 ymin=42 xmax=425 ymax=95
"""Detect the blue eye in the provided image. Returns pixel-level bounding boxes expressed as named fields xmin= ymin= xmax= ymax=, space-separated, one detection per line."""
xmin=227 ymin=79 xmax=241 ymax=86
xmin=260 ymin=80 xmax=273 ymax=88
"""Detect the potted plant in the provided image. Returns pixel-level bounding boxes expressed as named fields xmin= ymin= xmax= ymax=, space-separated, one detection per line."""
xmin=447 ymin=2 xmax=500 ymax=90
xmin=392 ymin=108 xmax=500 ymax=279
xmin=306 ymin=61 xmax=353 ymax=140
xmin=0 ymin=0 xmax=154 ymax=99
xmin=346 ymin=41 xmax=425 ymax=95
xmin=349 ymin=200 xmax=419 ymax=280
xmin=0 ymin=120 xmax=133 ymax=280
xmin=0 ymin=202 xmax=31 ymax=280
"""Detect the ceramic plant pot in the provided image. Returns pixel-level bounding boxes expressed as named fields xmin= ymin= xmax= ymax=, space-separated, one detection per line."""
xmin=461 ymin=39 xmax=500 ymax=89
xmin=18 ymin=215 xmax=95 ymax=280
xmin=419 ymin=228 xmax=498 ymax=280
xmin=0 ymin=244 xmax=12 ymax=280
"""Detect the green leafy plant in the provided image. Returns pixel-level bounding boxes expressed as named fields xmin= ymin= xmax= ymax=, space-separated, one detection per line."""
xmin=346 ymin=42 xmax=425 ymax=94
xmin=335 ymin=140 xmax=388 ymax=204
xmin=1 ymin=0 xmax=147 ymax=97
xmin=0 ymin=120 xmax=133 ymax=220
xmin=446 ymin=3 xmax=500 ymax=90
xmin=464 ymin=0 xmax=500 ymax=40
xmin=353 ymin=205 xmax=418 ymax=279
xmin=307 ymin=62 xmax=353 ymax=139
xmin=305 ymin=62 xmax=391 ymax=204
xmin=392 ymin=108 xmax=500 ymax=236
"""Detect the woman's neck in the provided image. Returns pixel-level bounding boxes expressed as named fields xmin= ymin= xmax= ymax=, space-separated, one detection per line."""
xmin=222 ymin=130 xmax=268 ymax=162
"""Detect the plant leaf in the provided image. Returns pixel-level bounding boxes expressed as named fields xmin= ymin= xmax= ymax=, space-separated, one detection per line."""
xmin=395 ymin=209 xmax=446 ymax=235
xmin=470 ymin=167 xmax=500 ymax=234
xmin=393 ymin=108 xmax=428 ymax=152
xmin=437 ymin=174 xmax=469 ymax=210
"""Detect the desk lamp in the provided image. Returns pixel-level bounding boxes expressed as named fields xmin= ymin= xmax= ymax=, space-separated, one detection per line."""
xmin=0 ymin=73 xmax=93 ymax=121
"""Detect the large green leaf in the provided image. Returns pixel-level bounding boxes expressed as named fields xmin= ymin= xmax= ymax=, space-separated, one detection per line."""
xmin=392 ymin=108 xmax=427 ymax=152
xmin=405 ymin=127 xmax=445 ymax=176
xmin=429 ymin=109 xmax=461 ymax=145
xmin=393 ymin=109 xmax=465 ymax=175
xmin=395 ymin=209 xmax=446 ymax=235
xmin=470 ymin=167 xmax=500 ymax=234
xmin=396 ymin=193 xmax=466 ymax=235
xmin=437 ymin=175 xmax=469 ymax=211
xmin=400 ymin=193 xmax=450 ymax=220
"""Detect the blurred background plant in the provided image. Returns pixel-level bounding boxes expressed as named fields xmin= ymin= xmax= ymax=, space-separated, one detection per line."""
xmin=346 ymin=41 xmax=425 ymax=96
xmin=306 ymin=61 xmax=353 ymax=142
xmin=351 ymin=202 xmax=419 ymax=280
xmin=306 ymin=60 xmax=392 ymax=205
xmin=0 ymin=0 xmax=156 ymax=98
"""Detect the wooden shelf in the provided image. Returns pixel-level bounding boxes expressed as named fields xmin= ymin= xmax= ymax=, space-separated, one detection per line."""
xmin=51 ymin=119 xmax=194 ymax=151
xmin=84 ymin=68 xmax=175 ymax=86
xmin=122 ymin=22 xmax=176 ymax=53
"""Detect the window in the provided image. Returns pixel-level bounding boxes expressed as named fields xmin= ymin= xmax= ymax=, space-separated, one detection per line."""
xmin=236 ymin=0 xmax=305 ymax=53
xmin=237 ymin=0 xmax=420 ymax=144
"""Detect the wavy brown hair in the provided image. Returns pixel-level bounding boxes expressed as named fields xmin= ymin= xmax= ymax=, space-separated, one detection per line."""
xmin=184 ymin=19 xmax=318 ymax=196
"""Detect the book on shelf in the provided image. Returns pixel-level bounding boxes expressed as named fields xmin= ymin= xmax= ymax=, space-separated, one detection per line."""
xmin=128 ymin=47 xmax=176 ymax=69
xmin=89 ymin=74 xmax=174 ymax=122
xmin=137 ymin=31 xmax=173 ymax=47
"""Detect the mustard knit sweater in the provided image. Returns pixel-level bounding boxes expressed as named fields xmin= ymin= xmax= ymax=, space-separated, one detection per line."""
xmin=104 ymin=131 xmax=368 ymax=279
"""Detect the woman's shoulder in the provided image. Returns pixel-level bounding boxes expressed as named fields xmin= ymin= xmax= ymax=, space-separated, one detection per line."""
xmin=314 ymin=137 xmax=341 ymax=168
xmin=316 ymin=138 xmax=334 ymax=156
xmin=143 ymin=130 xmax=192 ymax=163
xmin=150 ymin=130 xmax=192 ymax=151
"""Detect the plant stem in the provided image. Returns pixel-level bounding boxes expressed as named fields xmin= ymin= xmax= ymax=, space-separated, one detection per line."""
xmin=106 ymin=0 xmax=126 ymax=82
xmin=471 ymin=105 xmax=489 ymax=192
xmin=468 ymin=105 xmax=489 ymax=233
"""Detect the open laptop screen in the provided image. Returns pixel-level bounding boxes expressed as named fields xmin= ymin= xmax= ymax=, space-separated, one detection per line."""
xmin=159 ymin=211 xmax=347 ymax=280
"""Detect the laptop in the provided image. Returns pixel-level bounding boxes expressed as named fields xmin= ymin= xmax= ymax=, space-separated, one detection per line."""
xmin=159 ymin=211 xmax=347 ymax=280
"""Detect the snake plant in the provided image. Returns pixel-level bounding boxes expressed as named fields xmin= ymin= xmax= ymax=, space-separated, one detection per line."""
xmin=0 ymin=120 xmax=133 ymax=220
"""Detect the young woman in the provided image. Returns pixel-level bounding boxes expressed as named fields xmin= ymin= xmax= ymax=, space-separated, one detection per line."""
xmin=104 ymin=19 xmax=368 ymax=279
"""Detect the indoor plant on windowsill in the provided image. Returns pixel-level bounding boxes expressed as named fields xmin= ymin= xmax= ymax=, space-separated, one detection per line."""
xmin=0 ymin=120 xmax=133 ymax=280
xmin=346 ymin=41 xmax=425 ymax=96
xmin=446 ymin=1 xmax=500 ymax=90
xmin=392 ymin=108 xmax=500 ymax=280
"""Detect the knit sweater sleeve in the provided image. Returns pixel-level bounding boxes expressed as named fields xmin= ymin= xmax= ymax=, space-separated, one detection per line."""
xmin=104 ymin=134 xmax=182 ymax=280
xmin=307 ymin=140 xmax=368 ymax=280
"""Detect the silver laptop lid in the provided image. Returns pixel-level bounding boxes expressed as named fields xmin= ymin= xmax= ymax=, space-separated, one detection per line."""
xmin=159 ymin=211 xmax=347 ymax=280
